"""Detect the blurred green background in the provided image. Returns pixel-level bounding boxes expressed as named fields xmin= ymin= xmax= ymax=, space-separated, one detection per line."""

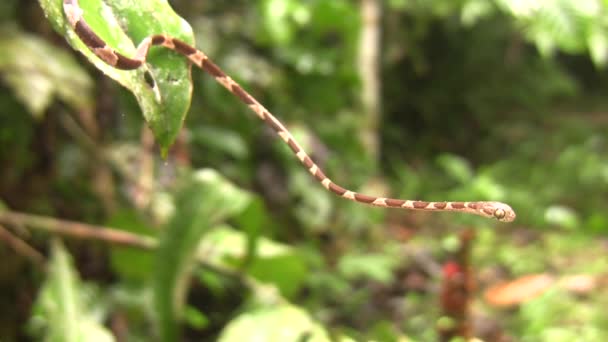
xmin=1 ymin=0 xmax=608 ymax=341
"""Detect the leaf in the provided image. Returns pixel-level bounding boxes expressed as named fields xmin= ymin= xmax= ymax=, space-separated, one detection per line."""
xmin=484 ymin=274 xmax=555 ymax=308
xmin=259 ymin=0 xmax=298 ymax=45
xmin=436 ymin=154 xmax=473 ymax=184
xmin=107 ymin=210 xmax=156 ymax=282
xmin=337 ymin=253 xmax=398 ymax=285
xmin=153 ymin=169 xmax=252 ymax=341
xmin=461 ymin=0 xmax=494 ymax=27
xmin=197 ymin=226 xmax=308 ymax=298
xmin=587 ymin=23 xmax=608 ymax=67
xmin=39 ymin=0 xmax=194 ymax=152
xmin=190 ymin=126 xmax=250 ymax=160
xmin=0 ymin=27 xmax=93 ymax=118
xmin=218 ymin=305 xmax=332 ymax=342
xmin=28 ymin=239 xmax=113 ymax=342
xmin=544 ymin=205 xmax=579 ymax=230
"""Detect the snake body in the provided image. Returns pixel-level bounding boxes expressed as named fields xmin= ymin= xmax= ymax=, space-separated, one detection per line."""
xmin=62 ymin=0 xmax=516 ymax=222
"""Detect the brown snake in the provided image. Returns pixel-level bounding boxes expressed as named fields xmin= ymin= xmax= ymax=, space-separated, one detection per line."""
xmin=62 ymin=0 xmax=515 ymax=222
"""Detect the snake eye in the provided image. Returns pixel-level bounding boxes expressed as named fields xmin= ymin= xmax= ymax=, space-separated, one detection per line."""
xmin=493 ymin=208 xmax=506 ymax=220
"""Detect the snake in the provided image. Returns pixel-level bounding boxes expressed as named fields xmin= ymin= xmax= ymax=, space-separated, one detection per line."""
xmin=61 ymin=0 xmax=516 ymax=222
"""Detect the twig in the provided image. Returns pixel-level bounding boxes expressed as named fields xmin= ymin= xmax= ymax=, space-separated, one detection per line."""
xmin=132 ymin=126 xmax=155 ymax=209
xmin=0 ymin=210 xmax=243 ymax=281
xmin=58 ymin=111 xmax=155 ymax=194
xmin=0 ymin=224 xmax=46 ymax=267
xmin=0 ymin=211 xmax=156 ymax=250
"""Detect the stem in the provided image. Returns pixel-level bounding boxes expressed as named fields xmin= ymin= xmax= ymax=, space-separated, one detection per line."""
xmin=0 ymin=210 xmax=243 ymax=280
xmin=358 ymin=0 xmax=382 ymax=161
xmin=0 ymin=224 xmax=46 ymax=266
xmin=0 ymin=211 xmax=156 ymax=250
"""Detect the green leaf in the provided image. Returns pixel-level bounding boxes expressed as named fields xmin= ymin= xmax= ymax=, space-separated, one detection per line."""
xmin=544 ymin=205 xmax=579 ymax=230
xmin=39 ymin=0 xmax=194 ymax=152
xmin=436 ymin=154 xmax=474 ymax=184
xmin=461 ymin=0 xmax=494 ymax=27
xmin=259 ymin=0 xmax=299 ymax=45
xmin=587 ymin=23 xmax=608 ymax=67
xmin=218 ymin=305 xmax=332 ymax=342
xmin=184 ymin=305 xmax=210 ymax=330
xmin=337 ymin=252 xmax=398 ymax=285
xmin=197 ymin=226 xmax=308 ymax=298
xmin=0 ymin=28 xmax=93 ymax=118
xmin=107 ymin=210 xmax=156 ymax=282
xmin=153 ymin=169 xmax=252 ymax=341
xmin=190 ymin=126 xmax=250 ymax=160
xmin=28 ymin=239 xmax=113 ymax=342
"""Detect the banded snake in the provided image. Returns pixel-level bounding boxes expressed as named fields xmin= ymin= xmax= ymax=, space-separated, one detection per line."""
xmin=62 ymin=0 xmax=515 ymax=222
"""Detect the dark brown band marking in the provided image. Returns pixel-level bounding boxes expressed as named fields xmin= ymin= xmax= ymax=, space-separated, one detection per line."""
xmin=286 ymin=139 xmax=299 ymax=154
xmin=354 ymin=193 xmax=375 ymax=204
xmin=313 ymin=168 xmax=326 ymax=182
xmin=450 ymin=202 xmax=465 ymax=209
xmin=115 ymin=53 xmax=143 ymax=70
xmin=201 ymin=60 xmax=224 ymax=79
xmin=172 ymin=38 xmax=198 ymax=55
xmin=328 ymin=182 xmax=346 ymax=196
xmin=302 ymin=156 xmax=314 ymax=169
xmin=433 ymin=202 xmax=447 ymax=209
xmin=232 ymin=86 xmax=255 ymax=105
xmin=75 ymin=20 xmax=106 ymax=49
xmin=413 ymin=201 xmax=429 ymax=209
xmin=385 ymin=198 xmax=405 ymax=207
xmin=151 ymin=35 xmax=166 ymax=45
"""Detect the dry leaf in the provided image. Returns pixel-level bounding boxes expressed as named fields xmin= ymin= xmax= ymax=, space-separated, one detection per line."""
xmin=484 ymin=274 xmax=554 ymax=307
xmin=560 ymin=275 xmax=596 ymax=294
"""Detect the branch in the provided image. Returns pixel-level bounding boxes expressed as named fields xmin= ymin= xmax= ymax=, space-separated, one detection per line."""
xmin=0 ymin=224 xmax=46 ymax=267
xmin=0 ymin=210 xmax=244 ymax=281
xmin=0 ymin=211 xmax=156 ymax=250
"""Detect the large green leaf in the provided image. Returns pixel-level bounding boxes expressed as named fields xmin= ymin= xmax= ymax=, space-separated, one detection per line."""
xmin=153 ymin=169 xmax=252 ymax=341
xmin=28 ymin=240 xmax=114 ymax=342
xmin=197 ymin=225 xmax=308 ymax=298
xmin=107 ymin=210 xmax=157 ymax=283
xmin=218 ymin=305 xmax=332 ymax=342
xmin=0 ymin=28 xmax=93 ymax=118
xmin=39 ymin=0 xmax=194 ymax=153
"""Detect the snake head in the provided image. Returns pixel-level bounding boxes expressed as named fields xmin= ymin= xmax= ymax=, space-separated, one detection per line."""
xmin=482 ymin=202 xmax=516 ymax=222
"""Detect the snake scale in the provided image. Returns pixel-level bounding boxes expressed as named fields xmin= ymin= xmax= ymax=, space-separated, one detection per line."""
xmin=62 ymin=0 xmax=516 ymax=222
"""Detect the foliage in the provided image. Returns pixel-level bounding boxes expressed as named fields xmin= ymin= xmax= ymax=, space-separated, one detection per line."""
xmin=39 ymin=0 xmax=194 ymax=153
xmin=0 ymin=0 xmax=607 ymax=340
xmin=218 ymin=304 xmax=332 ymax=342
xmin=153 ymin=169 xmax=252 ymax=340
xmin=0 ymin=28 xmax=93 ymax=117
xmin=28 ymin=240 xmax=114 ymax=342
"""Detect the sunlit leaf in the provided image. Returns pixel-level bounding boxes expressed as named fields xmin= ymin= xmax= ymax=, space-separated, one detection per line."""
xmin=107 ymin=210 xmax=157 ymax=282
xmin=153 ymin=169 xmax=252 ymax=341
xmin=461 ymin=0 xmax=494 ymax=27
xmin=544 ymin=205 xmax=579 ymax=229
xmin=28 ymin=240 xmax=113 ymax=342
xmin=218 ymin=305 xmax=331 ymax=342
xmin=436 ymin=154 xmax=473 ymax=184
xmin=0 ymin=28 xmax=93 ymax=118
xmin=587 ymin=24 xmax=608 ymax=67
xmin=337 ymin=253 xmax=398 ymax=285
xmin=197 ymin=226 xmax=307 ymax=298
